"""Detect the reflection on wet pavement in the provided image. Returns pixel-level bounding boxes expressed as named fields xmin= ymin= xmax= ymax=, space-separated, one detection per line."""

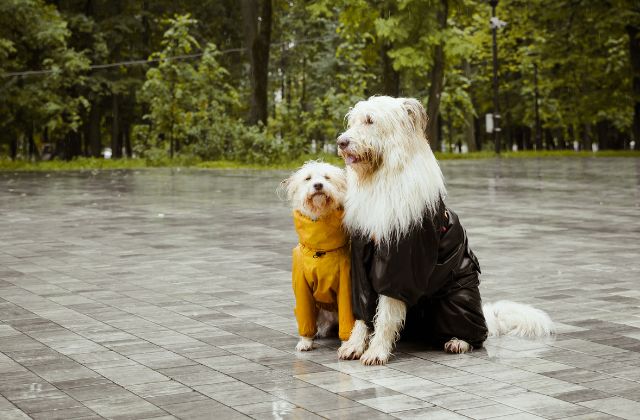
xmin=0 ymin=158 xmax=639 ymax=419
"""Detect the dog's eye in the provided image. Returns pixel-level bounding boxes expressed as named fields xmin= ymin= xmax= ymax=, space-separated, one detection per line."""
xmin=365 ymin=115 xmax=373 ymax=125
xmin=305 ymin=176 xmax=311 ymax=181
xmin=324 ymin=175 xmax=330 ymax=180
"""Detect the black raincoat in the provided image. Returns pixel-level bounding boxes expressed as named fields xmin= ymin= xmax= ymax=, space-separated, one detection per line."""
xmin=350 ymin=200 xmax=488 ymax=348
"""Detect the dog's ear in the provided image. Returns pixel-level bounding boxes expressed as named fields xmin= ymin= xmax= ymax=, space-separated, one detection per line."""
xmin=332 ymin=168 xmax=347 ymax=195
xmin=278 ymin=174 xmax=296 ymax=202
xmin=402 ymin=98 xmax=428 ymax=134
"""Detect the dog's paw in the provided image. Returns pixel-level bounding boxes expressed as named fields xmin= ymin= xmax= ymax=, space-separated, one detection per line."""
xmin=296 ymin=337 xmax=314 ymax=352
xmin=337 ymin=340 xmax=365 ymax=360
xmin=360 ymin=347 xmax=390 ymax=365
xmin=444 ymin=338 xmax=472 ymax=354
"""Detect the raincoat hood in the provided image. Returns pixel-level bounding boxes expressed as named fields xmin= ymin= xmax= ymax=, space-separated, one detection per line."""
xmin=293 ymin=209 xmax=349 ymax=251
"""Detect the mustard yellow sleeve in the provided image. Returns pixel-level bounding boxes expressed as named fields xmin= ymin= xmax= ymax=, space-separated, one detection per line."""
xmin=292 ymin=246 xmax=317 ymax=338
xmin=337 ymin=256 xmax=355 ymax=341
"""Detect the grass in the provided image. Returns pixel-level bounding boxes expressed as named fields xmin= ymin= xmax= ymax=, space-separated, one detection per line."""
xmin=1 ymin=150 xmax=638 ymax=172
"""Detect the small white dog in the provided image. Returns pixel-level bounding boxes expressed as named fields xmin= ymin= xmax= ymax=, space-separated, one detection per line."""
xmin=281 ymin=161 xmax=355 ymax=352
xmin=336 ymin=96 xmax=554 ymax=365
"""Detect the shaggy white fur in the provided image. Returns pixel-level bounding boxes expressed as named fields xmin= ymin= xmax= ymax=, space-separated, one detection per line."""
xmin=337 ymin=320 xmax=368 ymax=360
xmin=483 ymin=300 xmax=555 ymax=338
xmin=338 ymin=96 xmax=555 ymax=365
xmin=339 ymin=96 xmax=446 ymax=245
xmin=281 ymin=160 xmax=346 ymax=220
xmin=281 ymin=161 xmax=348 ymax=352
xmin=360 ymin=295 xmax=406 ymax=365
xmin=295 ymin=336 xmax=314 ymax=352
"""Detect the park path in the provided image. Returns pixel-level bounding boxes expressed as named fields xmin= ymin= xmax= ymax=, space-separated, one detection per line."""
xmin=1 ymin=158 xmax=639 ymax=419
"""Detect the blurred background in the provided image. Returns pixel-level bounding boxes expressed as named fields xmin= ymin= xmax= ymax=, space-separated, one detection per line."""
xmin=1 ymin=0 xmax=639 ymax=166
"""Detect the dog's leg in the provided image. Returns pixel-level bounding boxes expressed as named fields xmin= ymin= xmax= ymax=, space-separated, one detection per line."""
xmin=296 ymin=336 xmax=314 ymax=351
xmin=316 ymin=309 xmax=338 ymax=337
xmin=444 ymin=338 xmax=472 ymax=354
xmin=337 ymin=320 xmax=369 ymax=360
xmin=360 ymin=296 xmax=406 ymax=365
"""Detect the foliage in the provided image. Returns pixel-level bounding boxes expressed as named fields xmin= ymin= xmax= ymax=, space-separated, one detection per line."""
xmin=0 ymin=0 xmax=89 ymax=150
xmin=1 ymin=0 xmax=639 ymax=162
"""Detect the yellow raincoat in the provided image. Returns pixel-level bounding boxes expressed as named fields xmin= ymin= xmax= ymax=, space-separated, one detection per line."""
xmin=292 ymin=209 xmax=355 ymax=341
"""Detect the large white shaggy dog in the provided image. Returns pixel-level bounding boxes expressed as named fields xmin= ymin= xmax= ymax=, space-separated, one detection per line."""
xmin=336 ymin=96 xmax=553 ymax=365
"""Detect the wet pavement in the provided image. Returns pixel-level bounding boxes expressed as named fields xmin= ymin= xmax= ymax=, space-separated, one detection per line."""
xmin=1 ymin=157 xmax=639 ymax=420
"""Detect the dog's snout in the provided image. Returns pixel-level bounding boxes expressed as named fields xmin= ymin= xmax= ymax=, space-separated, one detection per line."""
xmin=337 ymin=135 xmax=350 ymax=150
xmin=313 ymin=183 xmax=323 ymax=191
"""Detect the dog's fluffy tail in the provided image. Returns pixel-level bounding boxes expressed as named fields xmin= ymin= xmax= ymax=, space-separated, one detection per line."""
xmin=483 ymin=300 xmax=554 ymax=338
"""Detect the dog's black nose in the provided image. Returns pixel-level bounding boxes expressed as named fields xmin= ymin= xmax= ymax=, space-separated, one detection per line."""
xmin=337 ymin=135 xmax=350 ymax=150
xmin=313 ymin=183 xmax=323 ymax=191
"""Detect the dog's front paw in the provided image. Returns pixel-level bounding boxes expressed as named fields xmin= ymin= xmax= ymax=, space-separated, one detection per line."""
xmin=337 ymin=340 xmax=365 ymax=360
xmin=360 ymin=343 xmax=390 ymax=365
xmin=444 ymin=338 xmax=472 ymax=354
xmin=296 ymin=337 xmax=314 ymax=352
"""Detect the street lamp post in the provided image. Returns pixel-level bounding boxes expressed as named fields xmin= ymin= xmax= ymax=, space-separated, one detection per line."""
xmin=489 ymin=0 xmax=500 ymax=154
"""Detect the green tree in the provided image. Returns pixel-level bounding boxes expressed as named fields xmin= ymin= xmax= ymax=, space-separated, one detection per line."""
xmin=0 ymin=0 xmax=89 ymax=159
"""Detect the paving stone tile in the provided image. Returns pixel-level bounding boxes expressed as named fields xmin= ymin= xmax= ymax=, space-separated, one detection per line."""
xmin=318 ymin=404 xmax=395 ymax=419
xmin=233 ymin=400 xmax=297 ymax=416
xmin=82 ymin=394 xmax=167 ymax=420
xmin=294 ymin=371 xmax=375 ymax=393
xmin=125 ymin=380 xmax=194 ymax=398
xmin=0 ymin=408 xmax=31 ymax=419
xmin=12 ymin=395 xmax=83 ymax=414
xmin=162 ymin=399 xmax=249 ymax=420
xmin=93 ymin=364 xmax=169 ymax=386
xmin=196 ymin=354 xmax=270 ymax=374
xmin=493 ymin=392 xmax=593 ymax=419
xmin=455 ymin=403 xmax=522 ymax=419
xmin=268 ymin=385 xmax=360 ymax=411
xmin=195 ymin=381 xmax=278 ymax=406
xmin=578 ymin=397 xmax=640 ymax=420
xmin=28 ymin=406 xmax=101 ymax=420
xmin=249 ymin=407 xmax=323 ymax=419
xmin=554 ymin=388 xmax=612 ymax=403
xmin=158 ymin=364 xmax=234 ymax=386
xmin=64 ymin=383 xmax=132 ymax=402
xmin=359 ymin=394 xmax=434 ymax=413
xmin=390 ymin=406 xmax=469 ymax=419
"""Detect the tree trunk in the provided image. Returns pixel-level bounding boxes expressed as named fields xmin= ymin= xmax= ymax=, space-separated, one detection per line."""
xmin=596 ymin=120 xmax=608 ymax=150
xmin=10 ymin=137 xmax=18 ymax=160
xmin=87 ymin=101 xmax=102 ymax=157
xmin=111 ymin=94 xmax=122 ymax=158
xmin=474 ymin=116 xmax=482 ymax=151
xmin=69 ymin=131 xmax=82 ymax=159
xmin=627 ymin=25 xmax=640 ymax=148
xmin=581 ymin=124 xmax=591 ymax=151
xmin=462 ymin=60 xmax=476 ymax=152
xmin=381 ymin=41 xmax=400 ymax=97
xmin=426 ymin=0 xmax=448 ymax=150
xmin=123 ymin=122 xmax=132 ymax=157
xmin=142 ymin=0 xmax=151 ymax=56
xmin=241 ymin=0 xmax=272 ymax=126
xmin=27 ymin=125 xmax=38 ymax=161
xmin=300 ymin=55 xmax=307 ymax=111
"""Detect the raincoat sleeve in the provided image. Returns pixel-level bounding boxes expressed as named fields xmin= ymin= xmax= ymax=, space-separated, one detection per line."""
xmin=292 ymin=245 xmax=317 ymax=338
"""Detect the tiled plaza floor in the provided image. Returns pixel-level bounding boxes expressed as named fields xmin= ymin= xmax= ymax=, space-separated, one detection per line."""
xmin=1 ymin=158 xmax=639 ymax=420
